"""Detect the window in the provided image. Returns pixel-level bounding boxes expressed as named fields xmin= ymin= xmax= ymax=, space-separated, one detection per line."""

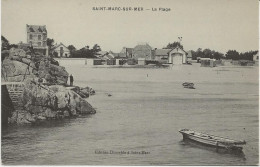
xmin=257 ymin=56 xmax=259 ymax=60
xmin=29 ymin=34 xmax=33 ymax=40
xmin=43 ymin=41 xmax=46 ymax=47
xmin=43 ymin=34 xmax=47 ymax=40
xmin=38 ymin=35 xmax=41 ymax=40
xmin=38 ymin=42 xmax=41 ymax=46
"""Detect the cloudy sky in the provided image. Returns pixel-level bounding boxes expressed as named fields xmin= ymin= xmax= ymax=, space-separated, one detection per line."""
xmin=1 ymin=0 xmax=259 ymax=53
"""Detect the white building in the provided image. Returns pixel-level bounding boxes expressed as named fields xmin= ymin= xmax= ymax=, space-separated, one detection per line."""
xmin=253 ymin=52 xmax=259 ymax=62
xmin=51 ymin=43 xmax=70 ymax=58
xmin=168 ymin=46 xmax=187 ymax=65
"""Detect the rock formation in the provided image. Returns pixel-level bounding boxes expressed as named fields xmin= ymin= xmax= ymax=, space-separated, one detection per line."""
xmin=2 ymin=47 xmax=96 ymax=124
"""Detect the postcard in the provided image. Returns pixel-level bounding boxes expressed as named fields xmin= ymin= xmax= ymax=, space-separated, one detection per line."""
xmin=1 ymin=0 xmax=259 ymax=165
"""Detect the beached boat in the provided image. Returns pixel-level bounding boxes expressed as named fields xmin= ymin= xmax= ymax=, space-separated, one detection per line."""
xmin=182 ymin=82 xmax=195 ymax=89
xmin=179 ymin=129 xmax=246 ymax=151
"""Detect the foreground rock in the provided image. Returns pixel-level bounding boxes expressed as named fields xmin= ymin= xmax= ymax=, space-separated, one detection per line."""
xmin=2 ymin=47 xmax=96 ymax=124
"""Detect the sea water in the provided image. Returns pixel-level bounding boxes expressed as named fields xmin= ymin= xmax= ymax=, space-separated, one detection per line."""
xmin=2 ymin=63 xmax=259 ymax=165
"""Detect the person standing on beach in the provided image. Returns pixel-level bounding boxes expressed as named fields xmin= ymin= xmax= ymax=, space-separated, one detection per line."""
xmin=70 ymin=74 xmax=74 ymax=86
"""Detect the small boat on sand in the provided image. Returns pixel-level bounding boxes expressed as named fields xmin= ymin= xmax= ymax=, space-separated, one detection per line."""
xmin=182 ymin=82 xmax=195 ymax=89
xmin=179 ymin=129 xmax=246 ymax=151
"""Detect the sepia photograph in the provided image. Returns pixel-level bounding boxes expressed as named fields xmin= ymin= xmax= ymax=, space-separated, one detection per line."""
xmin=1 ymin=0 xmax=259 ymax=165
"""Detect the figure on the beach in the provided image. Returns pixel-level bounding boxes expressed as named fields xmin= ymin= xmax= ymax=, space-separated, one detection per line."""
xmin=70 ymin=74 xmax=74 ymax=86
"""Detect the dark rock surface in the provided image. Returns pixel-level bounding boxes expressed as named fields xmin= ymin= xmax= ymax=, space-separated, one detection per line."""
xmin=1 ymin=47 xmax=96 ymax=124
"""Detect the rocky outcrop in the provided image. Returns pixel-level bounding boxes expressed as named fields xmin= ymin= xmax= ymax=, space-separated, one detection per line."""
xmin=2 ymin=47 xmax=96 ymax=124
xmin=71 ymin=86 xmax=96 ymax=98
xmin=1 ymin=85 xmax=14 ymax=126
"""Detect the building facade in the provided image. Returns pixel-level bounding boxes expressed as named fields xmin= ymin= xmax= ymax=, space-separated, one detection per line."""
xmin=253 ymin=52 xmax=259 ymax=62
xmin=154 ymin=49 xmax=172 ymax=63
xmin=51 ymin=43 xmax=70 ymax=58
xmin=120 ymin=47 xmax=133 ymax=58
xmin=26 ymin=24 xmax=48 ymax=56
xmin=168 ymin=46 xmax=187 ymax=65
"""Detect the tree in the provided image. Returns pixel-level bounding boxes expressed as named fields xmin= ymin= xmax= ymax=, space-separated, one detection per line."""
xmin=47 ymin=38 xmax=54 ymax=55
xmin=213 ymin=51 xmax=224 ymax=60
xmin=202 ymin=49 xmax=212 ymax=58
xmin=196 ymin=48 xmax=203 ymax=58
xmin=191 ymin=50 xmax=197 ymax=60
xmin=53 ymin=51 xmax=58 ymax=57
xmin=68 ymin=44 xmax=102 ymax=58
xmin=68 ymin=45 xmax=76 ymax=52
xmin=164 ymin=42 xmax=183 ymax=50
xmin=239 ymin=50 xmax=258 ymax=61
xmin=67 ymin=45 xmax=76 ymax=57
xmin=91 ymin=44 xmax=101 ymax=55
xmin=225 ymin=50 xmax=239 ymax=60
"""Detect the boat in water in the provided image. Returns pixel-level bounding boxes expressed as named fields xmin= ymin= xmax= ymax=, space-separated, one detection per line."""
xmin=179 ymin=129 xmax=246 ymax=152
xmin=182 ymin=82 xmax=195 ymax=89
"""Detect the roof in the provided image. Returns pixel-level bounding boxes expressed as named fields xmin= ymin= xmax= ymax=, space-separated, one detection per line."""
xmin=133 ymin=44 xmax=153 ymax=51
xmin=113 ymin=52 xmax=127 ymax=58
xmin=97 ymin=51 xmax=108 ymax=55
xmin=155 ymin=49 xmax=172 ymax=56
xmin=26 ymin=24 xmax=47 ymax=33
xmin=104 ymin=54 xmax=114 ymax=59
xmin=52 ymin=43 xmax=69 ymax=50
xmin=170 ymin=46 xmax=187 ymax=54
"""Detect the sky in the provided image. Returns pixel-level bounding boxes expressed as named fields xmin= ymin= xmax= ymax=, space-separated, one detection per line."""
xmin=1 ymin=0 xmax=259 ymax=53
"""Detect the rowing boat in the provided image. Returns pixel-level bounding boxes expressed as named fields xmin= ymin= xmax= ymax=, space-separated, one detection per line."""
xmin=179 ymin=129 xmax=246 ymax=151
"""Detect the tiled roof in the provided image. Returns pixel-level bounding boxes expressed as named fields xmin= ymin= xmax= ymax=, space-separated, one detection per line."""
xmin=52 ymin=43 xmax=68 ymax=50
xmin=97 ymin=51 xmax=108 ymax=55
xmin=133 ymin=44 xmax=152 ymax=51
xmin=104 ymin=54 xmax=114 ymax=59
xmin=26 ymin=24 xmax=47 ymax=33
xmin=155 ymin=49 xmax=172 ymax=56
xmin=112 ymin=52 xmax=126 ymax=58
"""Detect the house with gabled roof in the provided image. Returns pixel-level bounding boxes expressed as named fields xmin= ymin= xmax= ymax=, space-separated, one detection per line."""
xmin=168 ymin=46 xmax=188 ymax=64
xmin=152 ymin=46 xmax=188 ymax=64
xmin=26 ymin=24 xmax=48 ymax=56
xmin=51 ymin=42 xmax=70 ymax=57
xmin=120 ymin=47 xmax=134 ymax=58
xmin=154 ymin=48 xmax=172 ymax=63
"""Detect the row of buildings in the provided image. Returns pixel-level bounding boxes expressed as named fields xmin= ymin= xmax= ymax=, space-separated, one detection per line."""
xmin=23 ymin=24 xmax=260 ymax=66
xmin=18 ymin=24 xmax=192 ymax=65
xmin=95 ymin=43 xmax=192 ymax=65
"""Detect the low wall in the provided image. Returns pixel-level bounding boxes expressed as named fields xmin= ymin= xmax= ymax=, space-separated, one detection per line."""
xmin=54 ymin=58 xmax=86 ymax=66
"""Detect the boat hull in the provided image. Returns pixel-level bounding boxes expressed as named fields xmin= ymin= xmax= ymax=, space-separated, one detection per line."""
xmin=180 ymin=132 xmax=243 ymax=151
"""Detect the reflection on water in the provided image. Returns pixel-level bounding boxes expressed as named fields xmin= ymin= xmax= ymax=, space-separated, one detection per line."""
xmin=1 ymin=64 xmax=259 ymax=165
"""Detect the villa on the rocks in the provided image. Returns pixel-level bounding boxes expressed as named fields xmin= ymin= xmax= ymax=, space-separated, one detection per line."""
xmin=51 ymin=43 xmax=70 ymax=57
xmin=26 ymin=24 xmax=48 ymax=56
